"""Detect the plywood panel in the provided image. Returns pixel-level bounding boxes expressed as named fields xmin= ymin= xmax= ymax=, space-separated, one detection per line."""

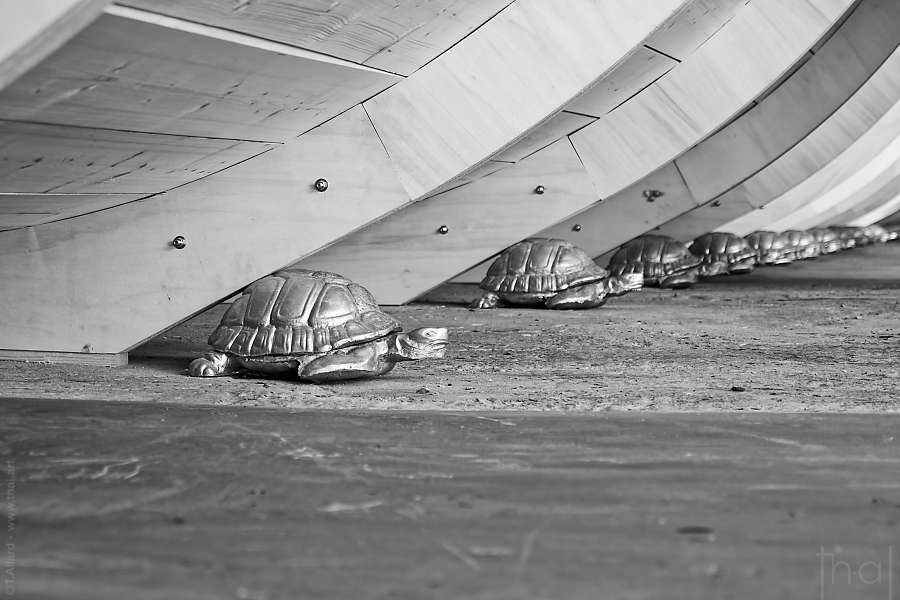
xmin=849 ymin=190 xmax=900 ymax=225
xmin=0 ymin=106 xmax=414 ymax=354
xmin=677 ymin=0 xmax=900 ymax=200
xmin=655 ymin=197 xmax=756 ymax=243
xmin=456 ymin=162 xmax=700 ymax=283
xmin=493 ymin=112 xmax=596 ymax=163
xmin=809 ymin=160 xmax=900 ymax=226
xmin=0 ymin=12 xmax=399 ymax=142
xmin=0 ymin=0 xmax=107 ymax=91
xmin=294 ymin=139 xmax=600 ymax=303
xmin=0 ymin=121 xmax=274 ymax=194
xmin=570 ymin=0 xmax=859 ymax=199
xmin=120 ymin=0 xmax=514 ymax=76
xmin=0 ymin=194 xmax=145 ymax=230
xmin=654 ymin=46 xmax=900 ymax=243
xmin=566 ymin=47 xmax=678 ymax=118
xmin=721 ymin=101 xmax=900 ymax=235
xmin=364 ymin=0 xmax=688 ymax=200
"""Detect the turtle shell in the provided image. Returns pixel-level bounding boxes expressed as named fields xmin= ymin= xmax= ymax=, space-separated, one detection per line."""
xmin=808 ymin=227 xmax=840 ymax=253
xmin=864 ymin=224 xmax=890 ymax=243
xmin=207 ymin=269 xmax=401 ymax=357
xmin=689 ymin=232 xmax=756 ymax=265
xmin=828 ymin=226 xmax=864 ymax=249
xmin=607 ymin=235 xmax=701 ymax=282
xmin=744 ymin=230 xmax=792 ymax=263
xmin=782 ymin=229 xmax=818 ymax=259
xmin=480 ymin=238 xmax=607 ymax=295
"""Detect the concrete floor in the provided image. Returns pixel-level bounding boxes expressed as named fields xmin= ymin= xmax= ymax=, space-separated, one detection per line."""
xmin=1 ymin=242 xmax=899 ymax=599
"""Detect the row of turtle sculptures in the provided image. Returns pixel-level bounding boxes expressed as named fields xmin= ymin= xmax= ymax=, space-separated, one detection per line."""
xmin=187 ymin=224 xmax=895 ymax=382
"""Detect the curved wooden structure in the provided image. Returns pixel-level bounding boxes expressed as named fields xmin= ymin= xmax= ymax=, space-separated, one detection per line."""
xmin=305 ymin=0 xmax=859 ymax=299
xmin=0 ymin=0 xmax=898 ymax=362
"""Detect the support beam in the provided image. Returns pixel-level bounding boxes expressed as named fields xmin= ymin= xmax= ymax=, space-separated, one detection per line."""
xmin=530 ymin=0 xmax=898 ymax=266
xmin=451 ymin=0 xmax=862 ymax=286
xmin=720 ymin=101 xmax=900 ymax=235
xmin=0 ymin=0 xmax=108 ymax=91
xmin=0 ymin=106 xmax=413 ymax=355
xmin=0 ymin=11 xmax=400 ymax=141
xmin=655 ymin=43 xmax=900 ymax=243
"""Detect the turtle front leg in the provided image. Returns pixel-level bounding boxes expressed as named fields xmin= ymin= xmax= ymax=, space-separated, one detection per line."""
xmin=298 ymin=344 xmax=394 ymax=382
xmin=471 ymin=291 xmax=501 ymax=309
xmin=544 ymin=283 xmax=607 ymax=310
xmin=189 ymin=351 xmax=240 ymax=377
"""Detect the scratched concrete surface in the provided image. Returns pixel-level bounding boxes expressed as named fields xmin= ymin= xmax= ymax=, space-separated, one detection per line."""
xmin=1 ymin=400 xmax=898 ymax=599
xmin=1 ymin=242 xmax=899 ymax=411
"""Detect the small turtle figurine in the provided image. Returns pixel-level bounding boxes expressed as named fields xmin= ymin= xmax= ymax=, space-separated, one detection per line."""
xmin=827 ymin=226 xmax=859 ymax=250
xmin=189 ymin=269 xmax=448 ymax=382
xmin=473 ymin=238 xmax=641 ymax=309
xmin=607 ymin=234 xmax=701 ymax=288
xmin=808 ymin=228 xmax=841 ymax=255
xmin=689 ymin=232 xmax=757 ymax=276
xmin=863 ymin=224 xmax=890 ymax=244
xmin=781 ymin=229 xmax=820 ymax=260
xmin=744 ymin=231 xmax=793 ymax=265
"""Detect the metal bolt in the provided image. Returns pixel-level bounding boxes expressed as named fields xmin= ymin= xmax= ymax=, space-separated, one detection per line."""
xmin=314 ymin=178 xmax=329 ymax=192
xmin=437 ymin=225 xmax=449 ymax=235
xmin=171 ymin=235 xmax=187 ymax=249
xmin=643 ymin=189 xmax=664 ymax=202
xmin=572 ymin=224 xmax=583 ymax=232
xmin=534 ymin=185 xmax=545 ymax=195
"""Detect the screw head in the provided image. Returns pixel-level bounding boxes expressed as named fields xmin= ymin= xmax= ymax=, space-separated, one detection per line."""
xmin=643 ymin=189 xmax=664 ymax=202
xmin=534 ymin=185 xmax=545 ymax=195
xmin=314 ymin=178 xmax=329 ymax=192
xmin=437 ymin=225 xmax=449 ymax=235
xmin=171 ymin=235 xmax=187 ymax=250
xmin=572 ymin=224 xmax=583 ymax=232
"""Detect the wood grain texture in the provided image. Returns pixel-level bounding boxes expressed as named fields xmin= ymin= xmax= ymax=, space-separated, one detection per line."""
xmin=0 ymin=13 xmax=399 ymax=142
xmin=653 ymin=44 xmax=900 ymax=243
xmin=570 ymin=0 xmax=857 ymax=199
xmin=492 ymin=112 xmax=596 ymax=164
xmin=0 ymin=194 xmax=145 ymax=230
xmin=0 ymin=349 xmax=127 ymax=366
xmin=676 ymin=0 xmax=900 ymax=200
xmin=722 ymin=101 xmax=900 ymax=235
xmin=293 ymin=139 xmax=599 ymax=303
xmin=0 ymin=0 xmax=107 ymax=91
xmin=811 ymin=160 xmax=900 ymax=226
xmin=849 ymin=190 xmax=900 ymax=225
xmin=517 ymin=0 xmax=889 ymax=263
xmin=120 ymin=0 xmax=514 ymax=76
xmin=519 ymin=163 xmax=701 ymax=274
xmin=0 ymin=106 xmax=414 ymax=354
xmin=0 ymin=121 xmax=274 ymax=194
xmin=364 ymin=0 xmax=687 ymax=200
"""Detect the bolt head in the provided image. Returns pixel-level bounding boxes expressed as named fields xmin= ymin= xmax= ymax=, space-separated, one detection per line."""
xmin=314 ymin=178 xmax=329 ymax=192
xmin=572 ymin=224 xmax=582 ymax=232
xmin=171 ymin=235 xmax=187 ymax=249
xmin=437 ymin=225 xmax=449 ymax=235
xmin=534 ymin=185 xmax=545 ymax=195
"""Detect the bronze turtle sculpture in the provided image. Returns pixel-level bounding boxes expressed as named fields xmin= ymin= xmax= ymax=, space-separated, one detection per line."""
xmin=744 ymin=231 xmax=793 ymax=265
xmin=688 ymin=232 xmax=756 ymax=276
xmin=473 ymin=238 xmax=642 ymax=309
xmin=189 ymin=269 xmax=448 ymax=381
xmin=863 ymin=224 xmax=890 ymax=244
xmin=607 ymin=234 xmax=701 ymax=288
xmin=781 ymin=229 xmax=820 ymax=260
xmin=808 ymin=228 xmax=841 ymax=254
xmin=827 ymin=226 xmax=859 ymax=250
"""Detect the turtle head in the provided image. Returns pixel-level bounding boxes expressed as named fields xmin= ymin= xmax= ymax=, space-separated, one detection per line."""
xmin=698 ymin=260 xmax=729 ymax=278
xmin=394 ymin=327 xmax=449 ymax=361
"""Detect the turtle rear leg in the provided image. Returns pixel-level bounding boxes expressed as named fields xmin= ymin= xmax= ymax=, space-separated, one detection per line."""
xmin=189 ymin=351 xmax=240 ymax=377
xmin=471 ymin=291 xmax=501 ymax=309
xmin=299 ymin=344 xmax=394 ymax=382
xmin=544 ymin=283 xmax=607 ymax=310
